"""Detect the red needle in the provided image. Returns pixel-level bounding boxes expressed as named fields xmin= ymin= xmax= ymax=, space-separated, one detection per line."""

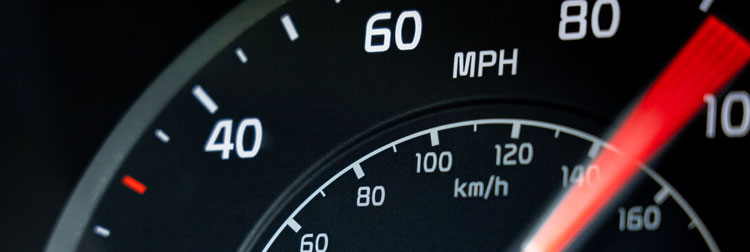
xmin=524 ymin=15 xmax=750 ymax=252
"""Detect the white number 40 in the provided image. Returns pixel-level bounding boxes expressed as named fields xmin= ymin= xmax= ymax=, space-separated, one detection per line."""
xmin=205 ymin=118 xmax=263 ymax=160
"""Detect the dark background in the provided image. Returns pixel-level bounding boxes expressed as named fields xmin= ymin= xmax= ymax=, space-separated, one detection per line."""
xmin=0 ymin=1 xmax=239 ymax=251
xmin=2 ymin=1 xmax=749 ymax=251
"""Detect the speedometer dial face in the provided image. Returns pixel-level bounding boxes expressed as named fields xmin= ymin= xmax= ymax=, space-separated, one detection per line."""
xmin=256 ymin=106 xmax=717 ymax=251
xmin=47 ymin=0 xmax=750 ymax=251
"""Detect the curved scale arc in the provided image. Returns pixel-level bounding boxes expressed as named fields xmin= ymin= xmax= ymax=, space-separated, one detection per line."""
xmin=261 ymin=118 xmax=715 ymax=251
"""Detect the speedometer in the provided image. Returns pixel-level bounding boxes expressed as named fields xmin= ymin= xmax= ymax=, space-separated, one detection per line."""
xmin=46 ymin=0 xmax=750 ymax=251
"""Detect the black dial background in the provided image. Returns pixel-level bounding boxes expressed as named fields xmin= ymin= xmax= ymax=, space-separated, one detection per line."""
xmin=2 ymin=0 xmax=749 ymax=251
xmin=0 ymin=1 xmax=240 ymax=251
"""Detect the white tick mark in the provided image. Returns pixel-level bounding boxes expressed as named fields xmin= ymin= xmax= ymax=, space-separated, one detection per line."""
xmin=281 ymin=14 xmax=299 ymax=41
xmin=94 ymin=225 xmax=110 ymax=238
xmin=511 ymin=123 xmax=521 ymax=139
xmin=430 ymin=131 xmax=440 ymax=146
xmin=155 ymin=129 xmax=170 ymax=143
xmin=654 ymin=187 xmax=671 ymax=205
xmin=235 ymin=48 xmax=248 ymax=64
xmin=286 ymin=218 xmax=301 ymax=233
xmin=699 ymin=0 xmax=714 ymax=12
xmin=588 ymin=141 xmax=602 ymax=159
xmin=352 ymin=163 xmax=365 ymax=179
xmin=192 ymin=85 xmax=218 ymax=114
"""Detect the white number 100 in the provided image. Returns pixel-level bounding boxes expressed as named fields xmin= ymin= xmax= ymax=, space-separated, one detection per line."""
xmin=705 ymin=91 xmax=750 ymax=138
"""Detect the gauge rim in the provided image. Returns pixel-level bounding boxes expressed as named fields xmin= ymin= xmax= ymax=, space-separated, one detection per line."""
xmin=44 ymin=1 xmax=288 ymax=251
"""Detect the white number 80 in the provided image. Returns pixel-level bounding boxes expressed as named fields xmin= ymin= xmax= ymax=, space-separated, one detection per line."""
xmin=559 ymin=0 xmax=620 ymax=41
